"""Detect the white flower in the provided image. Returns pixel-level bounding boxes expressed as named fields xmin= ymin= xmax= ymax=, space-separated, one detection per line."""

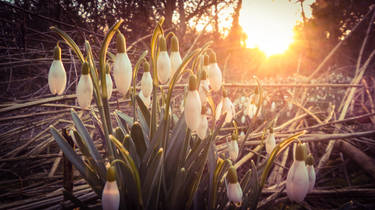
xmin=48 ymin=44 xmax=66 ymax=95
xmin=306 ymin=154 xmax=316 ymax=193
xmin=102 ymin=166 xmax=120 ymax=210
xmin=197 ymin=113 xmax=208 ymax=139
xmin=226 ymin=166 xmax=242 ymax=205
xmin=216 ymin=92 xmax=235 ymax=124
xmin=265 ymin=128 xmax=276 ymax=155
xmin=157 ymin=36 xmax=171 ymax=84
xmin=113 ymin=32 xmax=132 ymax=97
xmin=141 ymin=62 xmax=152 ymax=97
xmin=207 ymin=50 xmax=222 ymax=92
xmin=245 ymin=103 xmax=257 ymax=119
xmin=240 ymin=115 xmax=246 ymax=124
xmin=170 ymin=35 xmax=182 ymax=79
xmin=271 ymin=101 xmax=276 ymax=112
xmin=184 ymin=75 xmax=201 ymax=131
xmin=199 ymin=70 xmax=209 ymax=105
xmin=76 ymin=63 xmax=93 ymax=109
xmin=286 ymin=143 xmax=309 ymax=203
xmin=139 ymin=90 xmax=151 ymax=109
xmin=106 ymin=73 xmax=113 ymax=100
xmin=227 ymin=135 xmax=239 ymax=161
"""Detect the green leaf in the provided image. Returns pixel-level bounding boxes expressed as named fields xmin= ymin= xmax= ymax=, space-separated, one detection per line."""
xmin=50 ymin=126 xmax=102 ymax=195
xmin=131 ymin=122 xmax=148 ymax=158
xmin=71 ymin=110 xmax=106 ymax=179
xmin=136 ymin=95 xmax=151 ymax=129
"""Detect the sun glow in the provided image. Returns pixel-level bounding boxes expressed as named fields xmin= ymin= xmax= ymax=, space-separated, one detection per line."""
xmin=239 ymin=0 xmax=315 ymax=56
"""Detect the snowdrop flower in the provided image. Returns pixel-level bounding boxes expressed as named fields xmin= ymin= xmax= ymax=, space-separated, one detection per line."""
xmin=184 ymin=75 xmax=201 ymax=131
xmin=207 ymin=50 xmax=222 ymax=92
xmin=76 ymin=62 xmax=93 ymax=109
xmin=286 ymin=143 xmax=309 ymax=203
xmin=157 ymin=36 xmax=171 ymax=84
xmin=113 ymin=32 xmax=132 ymax=97
xmin=271 ymin=101 xmax=276 ymax=112
xmin=198 ymin=70 xmax=209 ymax=105
xmin=48 ymin=43 xmax=66 ymax=95
xmin=305 ymin=154 xmax=316 ymax=193
xmin=141 ymin=61 xmax=152 ymax=98
xmin=169 ymin=35 xmax=182 ymax=79
xmin=226 ymin=166 xmax=243 ymax=206
xmin=216 ymin=89 xmax=235 ymax=124
xmin=197 ymin=106 xmax=208 ymax=139
xmin=202 ymin=54 xmax=209 ymax=78
xmin=245 ymin=103 xmax=257 ymax=119
xmin=240 ymin=115 xmax=246 ymax=124
xmin=227 ymin=132 xmax=239 ymax=161
xmin=265 ymin=127 xmax=276 ymax=155
xmin=105 ymin=64 xmax=113 ymax=100
xmin=102 ymin=166 xmax=120 ymax=210
xmin=139 ymin=90 xmax=151 ymax=109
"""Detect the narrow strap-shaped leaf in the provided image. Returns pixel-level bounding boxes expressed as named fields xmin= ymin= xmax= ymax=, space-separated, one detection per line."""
xmin=71 ymin=110 xmax=106 ymax=177
xmin=131 ymin=122 xmax=148 ymax=158
xmin=136 ymin=95 xmax=151 ymax=129
xmin=50 ymin=126 xmax=102 ymax=195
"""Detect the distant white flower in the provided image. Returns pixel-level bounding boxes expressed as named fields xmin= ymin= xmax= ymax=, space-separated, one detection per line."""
xmin=216 ymin=91 xmax=235 ymax=124
xmin=48 ymin=44 xmax=66 ymax=95
xmin=227 ymin=134 xmax=239 ymax=161
xmin=245 ymin=103 xmax=257 ymax=119
xmin=207 ymin=50 xmax=222 ymax=92
xmin=76 ymin=63 xmax=93 ymax=109
xmin=265 ymin=128 xmax=276 ymax=155
xmin=185 ymin=75 xmax=201 ymax=131
xmin=286 ymin=143 xmax=309 ymax=203
xmin=271 ymin=101 xmax=276 ymax=112
xmin=141 ymin=62 xmax=152 ymax=97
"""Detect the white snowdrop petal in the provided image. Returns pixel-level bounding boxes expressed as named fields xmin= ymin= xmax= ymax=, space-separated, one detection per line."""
xmin=228 ymin=140 xmax=239 ymax=161
xmin=199 ymin=80 xmax=209 ymax=105
xmin=184 ymin=90 xmax=202 ymax=131
xmin=113 ymin=53 xmax=132 ymax=96
xmin=208 ymin=63 xmax=222 ymax=92
xmin=48 ymin=60 xmax=67 ymax=95
xmin=102 ymin=181 xmax=120 ymax=210
xmin=76 ymin=74 xmax=93 ymax=109
xmin=307 ymin=165 xmax=316 ymax=193
xmin=197 ymin=115 xmax=208 ymax=139
xmin=170 ymin=51 xmax=182 ymax=79
xmin=215 ymin=101 xmax=223 ymax=122
xmin=141 ymin=72 xmax=153 ymax=97
xmin=106 ymin=73 xmax=113 ymax=100
xmin=286 ymin=160 xmax=309 ymax=203
xmin=157 ymin=51 xmax=171 ymax=84
xmin=265 ymin=133 xmax=276 ymax=155
xmin=139 ymin=90 xmax=151 ymax=108
xmin=227 ymin=182 xmax=243 ymax=204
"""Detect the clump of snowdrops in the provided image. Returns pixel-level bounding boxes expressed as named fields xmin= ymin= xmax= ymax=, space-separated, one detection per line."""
xmin=48 ymin=17 xmax=310 ymax=209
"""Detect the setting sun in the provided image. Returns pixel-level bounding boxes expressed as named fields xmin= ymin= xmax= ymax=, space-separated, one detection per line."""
xmin=239 ymin=0 xmax=315 ymax=56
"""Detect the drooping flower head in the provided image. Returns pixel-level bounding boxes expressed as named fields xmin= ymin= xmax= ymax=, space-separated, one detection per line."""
xmin=226 ymin=166 xmax=243 ymax=206
xmin=207 ymin=49 xmax=222 ymax=92
xmin=265 ymin=127 xmax=276 ymax=155
xmin=113 ymin=32 xmax=132 ymax=97
xmin=305 ymin=154 xmax=316 ymax=193
xmin=157 ymin=35 xmax=171 ymax=84
xmin=227 ymin=131 xmax=239 ymax=161
xmin=184 ymin=75 xmax=202 ymax=131
xmin=102 ymin=166 xmax=120 ymax=210
xmin=105 ymin=63 xmax=113 ymax=100
xmin=76 ymin=62 xmax=93 ymax=109
xmin=141 ymin=61 xmax=152 ymax=98
xmin=169 ymin=35 xmax=182 ymax=79
xmin=216 ymin=89 xmax=235 ymax=124
xmin=286 ymin=142 xmax=309 ymax=203
xmin=197 ymin=106 xmax=208 ymax=140
xmin=48 ymin=43 xmax=67 ymax=95
xmin=198 ymin=69 xmax=209 ymax=105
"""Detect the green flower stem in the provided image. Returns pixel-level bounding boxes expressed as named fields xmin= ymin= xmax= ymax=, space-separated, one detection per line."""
xmin=50 ymin=26 xmax=85 ymax=63
xmin=259 ymin=130 xmax=306 ymax=188
xmin=132 ymin=51 xmax=148 ymax=122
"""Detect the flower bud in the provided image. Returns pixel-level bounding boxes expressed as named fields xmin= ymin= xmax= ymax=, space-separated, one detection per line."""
xmin=102 ymin=166 xmax=120 ymax=210
xmin=141 ymin=61 xmax=152 ymax=98
xmin=76 ymin=62 xmax=93 ymax=109
xmin=48 ymin=43 xmax=67 ymax=95
xmin=105 ymin=64 xmax=113 ymax=100
xmin=306 ymin=154 xmax=316 ymax=193
xmin=207 ymin=50 xmax=222 ymax=91
xmin=185 ymin=75 xmax=201 ymax=131
xmin=157 ymin=36 xmax=171 ymax=84
xmin=226 ymin=166 xmax=242 ymax=205
xmin=265 ymin=128 xmax=276 ymax=155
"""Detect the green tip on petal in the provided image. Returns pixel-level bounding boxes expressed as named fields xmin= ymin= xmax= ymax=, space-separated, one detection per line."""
xmin=53 ymin=44 xmax=61 ymax=60
xmin=159 ymin=35 xmax=167 ymax=52
xmin=116 ymin=32 xmax=127 ymax=53
xmin=106 ymin=63 xmax=111 ymax=74
xmin=189 ymin=74 xmax=198 ymax=91
xmin=305 ymin=154 xmax=314 ymax=165
xmin=295 ymin=143 xmax=306 ymax=161
xmin=171 ymin=35 xmax=179 ymax=52
xmin=200 ymin=69 xmax=207 ymax=80
xmin=143 ymin=61 xmax=150 ymax=72
xmin=227 ymin=166 xmax=238 ymax=183
xmin=208 ymin=49 xmax=217 ymax=64
xmin=106 ymin=166 xmax=116 ymax=181
xmin=81 ymin=62 xmax=90 ymax=75
xmin=204 ymin=54 xmax=209 ymax=66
